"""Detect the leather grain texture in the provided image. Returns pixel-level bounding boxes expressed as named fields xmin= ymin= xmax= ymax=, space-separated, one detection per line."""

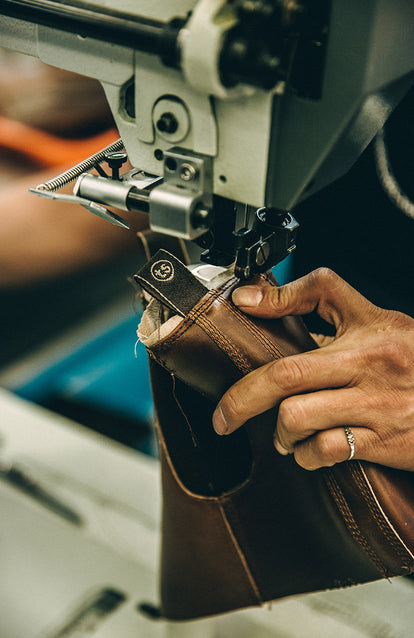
xmin=143 ymin=273 xmax=414 ymax=620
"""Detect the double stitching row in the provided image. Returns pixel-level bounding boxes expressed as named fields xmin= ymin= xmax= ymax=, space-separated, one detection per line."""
xmin=220 ymin=298 xmax=285 ymax=360
xmin=157 ymin=277 xmax=239 ymax=352
xmin=196 ymin=314 xmax=253 ymax=376
xmin=158 ymin=289 xmax=220 ymax=350
xmin=324 ymin=469 xmax=387 ymax=576
xmin=349 ymin=463 xmax=413 ymax=563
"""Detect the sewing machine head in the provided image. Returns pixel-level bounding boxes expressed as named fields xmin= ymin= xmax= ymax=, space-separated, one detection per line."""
xmin=1 ymin=0 xmax=414 ymax=278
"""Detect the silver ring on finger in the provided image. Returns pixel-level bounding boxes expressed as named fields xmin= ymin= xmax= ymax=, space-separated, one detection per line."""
xmin=344 ymin=426 xmax=355 ymax=461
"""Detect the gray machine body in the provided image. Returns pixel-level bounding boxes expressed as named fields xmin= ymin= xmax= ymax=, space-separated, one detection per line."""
xmin=0 ymin=0 xmax=413 ymax=213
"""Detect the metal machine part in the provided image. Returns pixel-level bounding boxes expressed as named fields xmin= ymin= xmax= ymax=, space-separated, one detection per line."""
xmin=32 ymin=141 xmax=297 ymax=277
xmin=0 ymin=0 xmax=329 ymax=93
xmin=188 ymin=263 xmax=230 ymax=287
xmin=32 ymin=145 xmax=215 ymax=240
xmin=1 ymin=1 xmax=414 ymax=277
xmin=233 ymin=208 xmax=299 ymax=280
xmin=149 ymin=147 xmax=214 ymax=240
xmin=30 ymin=186 xmax=133 ymax=229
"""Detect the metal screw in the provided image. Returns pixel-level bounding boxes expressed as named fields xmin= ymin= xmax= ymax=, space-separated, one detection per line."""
xmin=156 ymin=112 xmax=178 ymax=134
xmin=191 ymin=204 xmax=211 ymax=229
xmin=180 ymin=163 xmax=198 ymax=182
xmin=255 ymin=241 xmax=270 ymax=266
xmin=105 ymin=151 xmax=128 ymax=180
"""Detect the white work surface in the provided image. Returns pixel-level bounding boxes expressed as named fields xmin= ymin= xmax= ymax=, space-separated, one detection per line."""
xmin=0 ymin=388 xmax=413 ymax=638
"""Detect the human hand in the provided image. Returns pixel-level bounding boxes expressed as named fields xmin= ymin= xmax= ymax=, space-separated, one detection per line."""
xmin=212 ymin=268 xmax=414 ymax=471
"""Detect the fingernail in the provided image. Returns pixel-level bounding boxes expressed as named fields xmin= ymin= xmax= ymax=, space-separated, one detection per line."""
xmin=274 ymin=437 xmax=289 ymax=456
xmin=232 ymin=286 xmax=263 ymax=307
xmin=213 ymin=405 xmax=228 ymax=435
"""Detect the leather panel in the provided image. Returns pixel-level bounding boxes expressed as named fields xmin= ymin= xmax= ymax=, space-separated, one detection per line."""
xmin=142 ymin=274 xmax=414 ymax=620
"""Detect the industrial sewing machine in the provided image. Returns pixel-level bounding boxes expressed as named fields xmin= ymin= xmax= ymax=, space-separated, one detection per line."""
xmin=1 ymin=0 xmax=414 ymax=280
xmin=1 ymin=3 xmax=414 ymax=637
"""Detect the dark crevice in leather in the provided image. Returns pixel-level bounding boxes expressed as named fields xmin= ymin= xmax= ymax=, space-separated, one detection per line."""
xmin=151 ymin=366 xmax=253 ymax=497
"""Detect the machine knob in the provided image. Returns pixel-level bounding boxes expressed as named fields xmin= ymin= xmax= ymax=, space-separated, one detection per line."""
xmin=105 ymin=151 xmax=128 ymax=180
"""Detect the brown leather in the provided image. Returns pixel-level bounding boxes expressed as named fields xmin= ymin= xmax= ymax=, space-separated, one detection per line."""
xmin=149 ymin=276 xmax=316 ymax=401
xmin=143 ymin=273 xmax=414 ymax=620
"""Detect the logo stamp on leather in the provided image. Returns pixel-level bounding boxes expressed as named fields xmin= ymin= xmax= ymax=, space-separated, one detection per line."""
xmin=151 ymin=259 xmax=175 ymax=282
xmin=135 ymin=249 xmax=209 ymax=316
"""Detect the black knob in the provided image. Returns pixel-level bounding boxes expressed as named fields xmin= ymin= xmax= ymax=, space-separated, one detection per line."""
xmin=105 ymin=151 xmax=128 ymax=180
xmin=156 ymin=112 xmax=178 ymax=135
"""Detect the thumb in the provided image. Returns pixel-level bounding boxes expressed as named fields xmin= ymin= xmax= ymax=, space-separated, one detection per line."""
xmin=232 ymin=268 xmax=374 ymax=328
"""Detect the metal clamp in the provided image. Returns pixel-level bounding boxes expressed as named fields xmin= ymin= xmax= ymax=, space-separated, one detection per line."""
xmin=149 ymin=147 xmax=214 ymax=240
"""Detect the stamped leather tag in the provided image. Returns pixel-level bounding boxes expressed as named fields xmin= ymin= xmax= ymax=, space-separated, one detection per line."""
xmin=134 ymin=249 xmax=209 ymax=316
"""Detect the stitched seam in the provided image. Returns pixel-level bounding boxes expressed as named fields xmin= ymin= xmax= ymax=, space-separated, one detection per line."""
xmin=156 ymin=278 xmax=247 ymax=359
xmin=226 ymin=304 xmax=284 ymax=358
xmin=358 ymin=464 xmax=414 ymax=562
xmin=324 ymin=469 xmax=387 ymax=575
xmin=217 ymin=276 xmax=239 ymax=294
xmin=158 ymin=290 xmax=220 ymax=350
xmin=156 ymin=278 xmax=238 ymax=352
xmin=350 ymin=464 xmax=407 ymax=559
xmin=217 ymin=499 xmax=263 ymax=605
xmin=350 ymin=463 xmax=412 ymax=562
xmin=196 ymin=314 xmax=253 ymax=375
xmin=220 ymin=298 xmax=285 ymax=359
xmin=195 ymin=314 xmax=253 ymax=376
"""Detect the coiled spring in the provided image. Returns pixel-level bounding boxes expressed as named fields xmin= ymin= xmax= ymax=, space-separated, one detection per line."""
xmin=37 ymin=138 xmax=124 ymax=192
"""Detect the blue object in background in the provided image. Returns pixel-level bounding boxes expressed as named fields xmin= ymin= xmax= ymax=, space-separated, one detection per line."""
xmin=16 ymin=313 xmax=154 ymax=427
xmin=272 ymin=253 xmax=293 ymax=284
